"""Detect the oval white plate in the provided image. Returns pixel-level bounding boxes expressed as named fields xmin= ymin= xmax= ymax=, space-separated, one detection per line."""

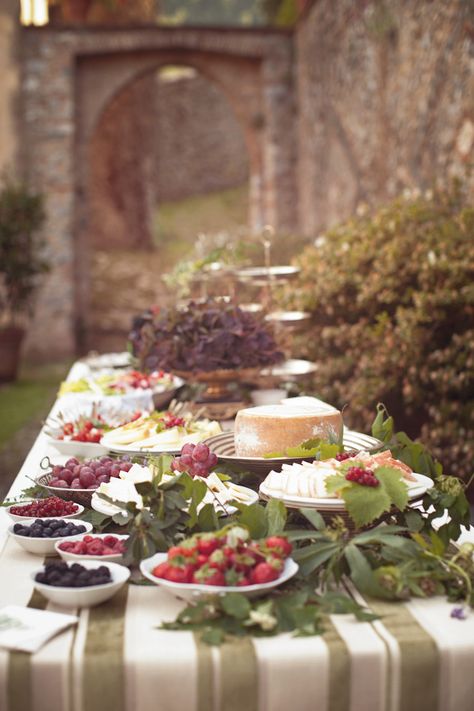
xmin=91 ymin=482 xmax=259 ymax=518
xmin=259 ymin=472 xmax=434 ymax=508
xmin=140 ymin=553 xmax=298 ymax=601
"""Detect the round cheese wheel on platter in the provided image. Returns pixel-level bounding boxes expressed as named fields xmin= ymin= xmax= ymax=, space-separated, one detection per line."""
xmin=234 ymin=403 xmax=343 ymax=458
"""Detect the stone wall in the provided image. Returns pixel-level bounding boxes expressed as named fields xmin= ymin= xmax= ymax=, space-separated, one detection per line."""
xmin=154 ymin=73 xmax=249 ymax=202
xmin=0 ymin=0 xmax=20 ymax=175
xmin=296 ymin=0 xmax=474 ymax=235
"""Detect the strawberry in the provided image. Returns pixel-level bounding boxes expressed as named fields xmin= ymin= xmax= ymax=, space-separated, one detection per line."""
xmin=167 ymin=546 xmax=184 ymax=560
xmin=265 ymin=536 xmax=292 ymax=558
xmin=197 ymin=536 xmax=220 ymax=557
xmin=152 ymin=562 xmax=171 ymax=579
xmin=250 ymin=562 xmax=280 ymax=585
xmin=193 ymin=568 xmax=226 ymax=586
xmin=208 ymin=549 xmax=228 ymax=571
xmin=237 ymin=577 xmax=250 ymax=587
xmin=164 ymin=565 xmax=193 ymax=584
xmin=197 ymin=554 xmax=208 ymax=567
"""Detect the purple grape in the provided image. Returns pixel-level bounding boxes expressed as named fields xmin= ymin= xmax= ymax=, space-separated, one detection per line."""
xmin=192 ymin=444 xmax=210 ymax=463
xmin=191 ymin=462 xmax=211 ymax=478
xmin=181 ymin=443 xmax=196 ymax=456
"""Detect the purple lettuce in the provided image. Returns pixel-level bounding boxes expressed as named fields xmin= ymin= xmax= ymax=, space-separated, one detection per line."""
xmin=129 ymin=300 xmax=284 ymax=373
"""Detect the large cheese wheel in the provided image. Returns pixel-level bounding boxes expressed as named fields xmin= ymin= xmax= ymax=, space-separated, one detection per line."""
xmin=234 ymin=403 xmax=343 ymax=457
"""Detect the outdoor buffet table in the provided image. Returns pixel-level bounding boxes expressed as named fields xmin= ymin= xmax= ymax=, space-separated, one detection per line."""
xmin=1 ymin=363 xmax=474 ymax=711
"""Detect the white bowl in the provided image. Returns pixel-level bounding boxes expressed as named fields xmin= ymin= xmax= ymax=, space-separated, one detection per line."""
xmin=32 ymin=560 xmax=130 ymax=608
xmin=55 ymin=533 xmax=129 ymax=564
xmin=8 ymin=519 xmax=93 ymax=556
xmin=140 ymin=553 xmax=298 ymax=601
xmin=6 ymin=502 xmax=85 ymax=523
xmin=250 ymin=389 xmax=288 ymax=406
xmin=46 ymin=437 xmax=109 ymax=458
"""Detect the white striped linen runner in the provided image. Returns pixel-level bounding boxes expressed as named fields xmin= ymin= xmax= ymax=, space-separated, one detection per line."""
xmin=1 ymin=526 xmax=474 ymax=711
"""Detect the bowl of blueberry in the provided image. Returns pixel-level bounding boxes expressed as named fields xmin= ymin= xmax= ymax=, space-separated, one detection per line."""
xmin=8 ymin=518 xmax=93 ymax=556
xmin=32 ymin=560 xmax=130 ymax=607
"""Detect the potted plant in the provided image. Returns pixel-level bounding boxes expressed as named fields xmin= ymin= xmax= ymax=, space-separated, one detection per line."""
xmin=0 ymin=177 xmax=47 ymax=381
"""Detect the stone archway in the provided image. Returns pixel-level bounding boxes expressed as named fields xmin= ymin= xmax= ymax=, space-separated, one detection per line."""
xmin=21 ymin=25 xmax=296 ymax=358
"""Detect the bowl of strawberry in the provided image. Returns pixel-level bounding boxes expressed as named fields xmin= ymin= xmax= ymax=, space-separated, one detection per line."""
xmin=36 ymin=455 xmax=135 ymax=507
xmin=56 ymin=534 xmax=129 ymax=564
xmin=140 ymin=527 xmax=298 ymax=600
xmin=7 ymin=497 xmax=84 ymax=522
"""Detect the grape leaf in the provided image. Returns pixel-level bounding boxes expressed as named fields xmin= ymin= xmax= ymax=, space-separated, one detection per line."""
xmin=341 ymin=485 xmax=391 ymax=528
xmin=324 ymin=474 xmax=350 ymax=495
xmin=375 ymin=467 xmax=409 ymax=511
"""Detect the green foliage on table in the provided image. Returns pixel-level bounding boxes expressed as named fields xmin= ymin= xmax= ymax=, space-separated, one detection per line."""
xmin=371 ymin=404 xmax=472 ymax=545
xmin=277 ymin=180 xmax=474 ymax=481
xmin=161 ymin=585 xmax=376 ymax=646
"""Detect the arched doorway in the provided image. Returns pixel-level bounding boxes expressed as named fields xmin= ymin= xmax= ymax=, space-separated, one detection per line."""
xmin=21 ymin=26 xmax=296 ymax=358
xmin=84 ymin=63 xmax=251 ymax=350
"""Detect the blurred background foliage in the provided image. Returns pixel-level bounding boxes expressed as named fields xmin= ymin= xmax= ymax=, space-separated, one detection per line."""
xmin=277 ymin=180 xmax=474 ymax=481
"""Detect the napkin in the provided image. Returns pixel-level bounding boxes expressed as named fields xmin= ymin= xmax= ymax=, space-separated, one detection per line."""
xmin=0 ymin=605 xmax=78 ymax=653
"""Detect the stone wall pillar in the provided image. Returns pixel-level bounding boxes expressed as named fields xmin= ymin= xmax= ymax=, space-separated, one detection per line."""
xmin=0 ymin=0 xmax=20 ymax=175
xmin=21 ymin=32 xmax=76 ymax=359
xmin=261 ymin=42 xmax=298 ymax=232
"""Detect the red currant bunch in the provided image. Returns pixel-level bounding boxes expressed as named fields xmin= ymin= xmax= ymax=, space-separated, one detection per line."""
xmin=336 ymin=451 xmax=356 ymax=462
xmin=345 ymin=467 xmax=380 ymax=487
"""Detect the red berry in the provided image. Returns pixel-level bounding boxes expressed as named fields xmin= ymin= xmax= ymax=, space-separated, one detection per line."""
xmin=250 ymin=562 xmax=280 ymax=585
xmin=265 ymin=536 xmax=292 ymax=558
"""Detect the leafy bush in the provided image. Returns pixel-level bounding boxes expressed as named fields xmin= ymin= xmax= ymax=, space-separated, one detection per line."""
xmin=279 ymin=182 xmax=474 ymax=482
xmin=129 ymin=299 xmax=284 ymax=372
xmin=0 ymin=177 xmax=47 ymax=325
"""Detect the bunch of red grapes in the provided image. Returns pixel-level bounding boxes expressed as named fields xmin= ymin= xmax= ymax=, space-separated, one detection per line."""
xmin=49 ymin=456 xmax=133 ymax=490
xmin=171 ymin=443 xmax=218 ymax=479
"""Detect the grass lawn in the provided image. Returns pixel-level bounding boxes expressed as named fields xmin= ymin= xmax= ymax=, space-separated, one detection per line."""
xmin=0 ymin=363 xmax=69 ymax=450
xmin=0 ymin=362 xmax=70 ymax=497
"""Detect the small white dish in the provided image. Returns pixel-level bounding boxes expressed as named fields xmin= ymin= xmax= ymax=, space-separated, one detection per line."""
xmin=8 ymin=519 xmax=93 ymax=556
xmin=6 ymin=502 xmax=85 ymax=523
xmin=250 ymin=389 xmax=288 ymax=406
xmin=140 ymin=553 xmax=298 ymax=601
xmin=45 ymin=437 xmax=109 ymax=458
xmin=55 ymin=533 xmax=129 ymax=564
xmin=32 ymin=560 xmax=130 ymax=608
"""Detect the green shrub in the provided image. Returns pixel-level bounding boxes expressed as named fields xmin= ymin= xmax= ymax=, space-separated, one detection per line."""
xmin=279 ymin=182 xmax=474 ymax=481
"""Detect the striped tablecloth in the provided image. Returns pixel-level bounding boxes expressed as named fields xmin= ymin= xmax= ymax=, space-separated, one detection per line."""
xmin=1 ymin=363 xmax=474 ymax=711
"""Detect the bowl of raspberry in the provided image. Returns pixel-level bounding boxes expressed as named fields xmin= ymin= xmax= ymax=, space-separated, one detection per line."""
xmin=6 ymin=497 xmax=84 ymax=522
xmin=8 ymin=519 xmax=93 ymax=556
xmin=56 ymin=533 xmax=129 ymax=564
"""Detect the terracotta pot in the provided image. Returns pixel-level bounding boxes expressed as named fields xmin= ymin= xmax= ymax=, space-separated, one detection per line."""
xmin=0 ymin=327 xmax=24 ymax=382
xmin=61 ymin=0 xmax=93 ymax=23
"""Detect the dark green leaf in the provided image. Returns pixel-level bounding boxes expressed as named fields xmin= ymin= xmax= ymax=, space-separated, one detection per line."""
xmin=265 ymin=498 xmax=287 ymax=535
xmin=221 ymin=594 xmax=251 ymax=620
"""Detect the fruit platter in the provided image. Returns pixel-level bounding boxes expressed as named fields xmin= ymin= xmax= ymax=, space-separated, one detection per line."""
xmin=58 ymin=369 xmax=184 ymax=410
xmin=44 ymin=403 xmax=147 ymax=457
xmin=140 ymin=525 xmax=298 ymax=600
xmin=100 ymin=410 xmax=222 ymax=455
